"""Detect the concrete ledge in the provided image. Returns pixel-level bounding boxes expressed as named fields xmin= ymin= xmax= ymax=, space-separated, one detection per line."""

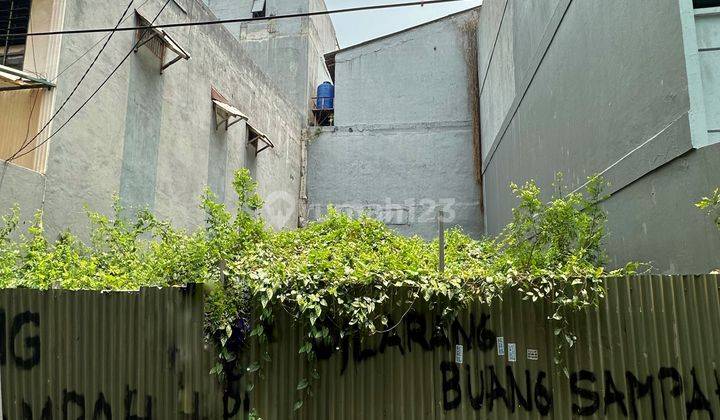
xmin=589 ymin=112 xmax=694 ymax=198
xmin=317 ymin=120 xmax=472 ymax=134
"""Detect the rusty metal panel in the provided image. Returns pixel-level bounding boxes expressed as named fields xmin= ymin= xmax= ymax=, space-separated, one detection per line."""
xmin=2 ymin=275 xmax=720 ymax=419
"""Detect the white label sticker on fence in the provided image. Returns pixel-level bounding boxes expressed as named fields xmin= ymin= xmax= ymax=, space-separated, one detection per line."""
xmin=527 ymin=348 xmax=539 ymax=361
xmin=497 ymin=337 xmax=505 ymax=356
xmin=455 ymin=345 xmax=464 ymax=364
xmin=508 ymin=343 xmax=517 ymax=362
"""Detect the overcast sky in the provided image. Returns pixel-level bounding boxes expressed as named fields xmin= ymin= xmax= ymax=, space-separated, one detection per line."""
xmin=325 ymin=0 xmax=482 ymax=47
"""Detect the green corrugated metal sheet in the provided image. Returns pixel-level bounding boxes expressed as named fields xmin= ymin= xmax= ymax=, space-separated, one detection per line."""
xmin=2 ymin=275 xmax=719 ymax=419
xmin=0 ymin=285 xmax=226 ymax=419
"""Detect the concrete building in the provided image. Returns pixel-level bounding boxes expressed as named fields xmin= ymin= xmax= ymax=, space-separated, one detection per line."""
xmin=0 ymin=0 xmax=336 ymax=237
xmin=2 ymin=0 xmax=719 ymax=274
xmin=478 ymin=0 xmax=720 ymax=272
xmin=307 ymin=9 xmax=484 ymax=239
xmin=202 ymin=0 xmax=338 ymax=117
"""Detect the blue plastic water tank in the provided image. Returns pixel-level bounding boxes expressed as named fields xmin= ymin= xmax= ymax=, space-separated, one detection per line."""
xmin=316 ymin=81 xmax=335 ymax=110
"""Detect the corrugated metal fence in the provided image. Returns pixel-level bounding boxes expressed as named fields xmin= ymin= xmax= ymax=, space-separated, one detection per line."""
xmin=1 ymin=275 xmax=719 ymax=419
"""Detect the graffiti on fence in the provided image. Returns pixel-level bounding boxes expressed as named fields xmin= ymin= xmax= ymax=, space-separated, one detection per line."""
xmin=0 ymin=306 xmax=255 ymax=419
xmin=2 ymin=298 xmax=720 ymax=418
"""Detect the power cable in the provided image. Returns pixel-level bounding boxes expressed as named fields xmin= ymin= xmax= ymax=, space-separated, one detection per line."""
xmin=20 ymin=13 xmax=41 ymax=159
xmin=10 ymin=0 xmax=173 ymax=162
xmin=0 ymin=0 xmax=468 ymax=39
xmin=8 ymin=0 xmax=470 ymax=161
xmin=7 ymin=0 xmax=136 ymax=161
xmin=53 ymin=0 xmax=152 ymax=82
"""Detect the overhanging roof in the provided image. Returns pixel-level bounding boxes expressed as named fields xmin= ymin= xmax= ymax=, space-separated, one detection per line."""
xmin=135 ymin=10 xmax=190 ymax=72
xmin=0 ymin=64 xmax=54 ymax=92
xmin=211 ymin=87 xmax=248 ymax=130
xmin=247 ymin=124 xmax=274 ymax=155
xmin=212 ymin=99 xmax=247 ymax=120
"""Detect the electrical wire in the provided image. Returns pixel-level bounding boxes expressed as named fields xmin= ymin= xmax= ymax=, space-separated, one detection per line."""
xmin=52 ymin=0 xmax=152 ymax=82
xmin=7 ymin=0 xmax=136 ymax=162
xmin=19 ymin=14 xmax=41 ymax=159
xmin=10 ymin=0 xmax=173 ymax=162
xmin=8 ymin=0 xmax=470 ymax=161
xmin=0 ymin=0 xmax=468 ymax=39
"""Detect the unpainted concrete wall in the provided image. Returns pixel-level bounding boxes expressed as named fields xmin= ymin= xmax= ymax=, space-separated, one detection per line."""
xmin=602 ymin=143 xmax=720 ymax=273
xmin=479 ymin=0 xmax=720 ymax=272
xmin=308 ymin=123 xmax=483 ymax=239
xmin=206 ymin=0 xmax=338 ymax=115
xmin=308 ymin=9 xmax=484 ymax=239
xmin=1 ymin=0 xmax=304 ymax=237
xmin=0 ymin=164 xmax=45 ymax=233
xmin=333 ymin=10 xmax=480 ymax=127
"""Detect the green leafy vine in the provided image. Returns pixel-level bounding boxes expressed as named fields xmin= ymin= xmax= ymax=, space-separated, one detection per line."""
xmin=0 ymin=170 xmax=637 ymax=416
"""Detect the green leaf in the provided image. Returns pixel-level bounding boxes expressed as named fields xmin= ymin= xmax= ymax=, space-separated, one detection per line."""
xmin=210 ymin=363 xmax=223 ymax=375
xmin=297 ymin=378 xmax=309 ymax=390
xmin=247 ymin=362 xmax=260 ymax=373
xmin=293 ymin=400 xmax=304 ymax=411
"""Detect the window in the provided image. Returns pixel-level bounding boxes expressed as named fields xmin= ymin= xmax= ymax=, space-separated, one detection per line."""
xmin=251 ymin=0 xmax=266 ymax=18
xmin=695 ymin=0 xmax=720 ymax=8
xmin=134 ymin=11 xmax=190 ymax=73
xmin=681 ymin=0 xmax=720 ymax=147
xmin=0 ymin=0 xmax=57 ymax=172
xmin=1 ymin=0 xmax=31 ymax=70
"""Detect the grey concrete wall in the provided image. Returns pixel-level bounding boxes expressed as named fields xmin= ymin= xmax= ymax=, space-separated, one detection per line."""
xmin=206 ymin=0 xmax=338 ymax=115
xmin=0 ymin=164 xmax=45 ymax=233
xmin=333 ymin=10 xmax=480 ymax=127
xmin=479 ymin=0 xmax=720 ymax=272
xmin=308 ymin=123 xmax=483 ymax=239
xmin=1 ymin=0 xmax=304 ymax=238
xmin=308 ymin=9 xmax=483 ymax=239
xmin=602 ymin=143 xmax=720 ymax=274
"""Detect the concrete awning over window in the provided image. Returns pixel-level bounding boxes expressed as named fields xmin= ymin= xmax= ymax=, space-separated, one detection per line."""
xmin=0 ymin=64 xmax=54 ymax=92
xmin=247 ymin=124 xmax=274 ymax=155
xmin=135 ymin=10 xmax=190 ymax=73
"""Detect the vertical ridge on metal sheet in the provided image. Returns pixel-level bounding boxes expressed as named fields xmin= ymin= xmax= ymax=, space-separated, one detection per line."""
xmin=3 ymin=276 xmax=720 ymax=418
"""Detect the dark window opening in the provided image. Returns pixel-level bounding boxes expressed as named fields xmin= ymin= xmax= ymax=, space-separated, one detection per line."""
xmin=1 ymin=0 xmax=31 ymax=70
xmin=247 ymin=124 xmax=274 ymax=156
xmin=251 ymin=0 xmax=266 ymax=18
xmin=694 ymin=0 xmax=720 ymax=8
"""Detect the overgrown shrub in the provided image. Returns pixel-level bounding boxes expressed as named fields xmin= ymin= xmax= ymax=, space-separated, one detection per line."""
xmin=0 ymin=170 xmax=635 ymax=414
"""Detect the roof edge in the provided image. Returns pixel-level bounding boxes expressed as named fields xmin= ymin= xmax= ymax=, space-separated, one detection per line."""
xmin=325 ymin=5 xmax=480 ymax=60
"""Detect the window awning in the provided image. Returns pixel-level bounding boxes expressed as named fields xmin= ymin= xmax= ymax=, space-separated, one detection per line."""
xmin=0 ymin=64 xmax=54 ymax=92
xmin=211 ymin=87 xmax=247 ymax=130
xmin=213 ymin=99 xmax=247 ymax=130
xmin=135 ymin=11 xmax=190 ymax=73
xmin=247 ymin=124 xmax=274 ymax=155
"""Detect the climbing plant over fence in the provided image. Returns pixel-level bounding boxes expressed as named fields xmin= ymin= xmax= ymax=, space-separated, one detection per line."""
xmin=0 ymin=170 xmax=637 ymax=416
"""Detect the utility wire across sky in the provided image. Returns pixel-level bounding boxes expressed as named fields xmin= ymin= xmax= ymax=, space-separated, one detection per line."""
xmin=7 ymin=0 xmax=136 ymax=162
xmin=0 ymin=0 xmax=468 ymax=39
xmin=8 ymin=0 xmax=175 ymax=162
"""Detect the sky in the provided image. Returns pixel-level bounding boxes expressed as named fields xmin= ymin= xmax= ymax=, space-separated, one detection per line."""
xmin=324 ymin=0 xmax=482 ymax=48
